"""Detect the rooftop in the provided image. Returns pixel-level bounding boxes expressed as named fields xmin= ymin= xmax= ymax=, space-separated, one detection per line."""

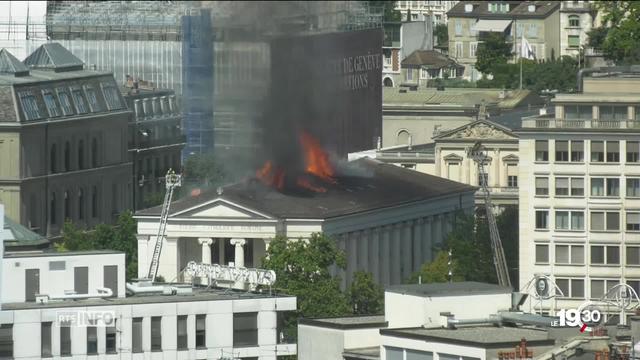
xmin=401 ymin=50 xmax=462 ymax=70
xmin=0 ymin=49 xmax=29 ymax=76
xmin=2 ymin=285 xmax=294 ymax=311
xmin=381 ymin=326 xmax=553 ymax=348
xmin=448 ymin=1 xmax=560 ymax=19
xmin=136 ymin=158 xmax=476 ymax=219
xmin=23 ymin=43 xmax=85 ymax=72
xmin=383 ymin=88 xmax=543 ymax=110
xmin=1 ymin=216 xmax=50 ymax=250
xmin=4 ymin=250 xmax=123 ymax=258
xmin=343 ymin=347 xmax=380 ymax=360
xmin=299 ymin=315 xmax=387 ymax=330
xmin=386 ymin=281 xmax=512 ymax=297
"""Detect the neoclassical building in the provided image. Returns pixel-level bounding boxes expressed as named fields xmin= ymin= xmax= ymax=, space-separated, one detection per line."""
xmin=135 ymin=158 xmax=476 ymax=286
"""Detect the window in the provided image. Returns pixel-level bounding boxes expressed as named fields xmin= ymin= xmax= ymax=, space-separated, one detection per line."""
xmin=470 ymin=42 xmax=477 ymax=58
xmin=591 ymin=141 xmax=604 ymax=162
xmin=106 ymin=322 xmax=117 ymax=353
xmin=628 ymin=280 xmax=640 ymax=295
xmin=91 ymin=186 xmax=98 ymax=218
xmin=151 ymin=316 xmax=162 ymax=351
xmin=18 ymin=91 xmax=41 ymax=120
xmin=78 ymin=189 xmax=84 ymax=221
xmin=411 ymin=13 xmax=418 ymax=20
xmin=101 ymin=83 xmax=123 ymax=110
xmin=568 ymin=35 xmax=580 ymax=48
xmin=565 ymin=105 xmax=591 ymax=120
xmin=132 ymin=318 xmax=143 ymax=353
xmin=555 ymin=211 xmax=584 ymax=230
xmin=60 ymin=326 xmax=71 ymax=356
xmin=50 ymin=144 xmax=57 ymax=173
xmin=0 ymin=324 xmax=12 ymax=358
xmin=71 ymin=87 xmax=88 ymax=114
xmin=555 ymin=178 xmax=569 ymax=196
xmin=508 ymin=175 xmax=518 ymax=188
xmin=478 ymin=172 xmax=488 ymax=187
xmin=555 ymin=244 xmax=584 ymax=264
xmin=420 ymin=68 xmax=428 ymax=80
xmin=571 ymin=140 xmax=584 ymax=162
xmin=555 ymin=140 xmax=569 ymax=161
xmin=536 ymin=244 xmax=549 ymax=263
xmin=627 ymin=246 xmax=640 ymax=265
xmin=569 ymin=15 xmax=580 ymax=27
xmin=606 ymin=141 xmax=620 ymax=162
xmin=64 ymin=191 xmax=70 ymax=220
xmin=112 ymin=183 xmax=118 ymax=214
xmin=536 ymin=210 xmax=548 ymax=229
xmin=57 ymin=89 xmax=74 ymax=115
xmin=196 ymin=314 xmax=206 ymax=348
xmin=455 ymin=21 xmax=462 ymax=36
xmin=77 ymin=140 xmax=84 ymax=170
xmin=556 ymin=278 xmax=584 ymax=298
xmin=628 ymin=178 xmax=640 ymax=197
xmin=84 ymin=86 xmax=103 ymax=112
xmin=535 ymin=140 xmax=548 ymax=161
xmin=591 ymin=279 xmax=619 ymax=299
xmin=591 ymin=245 xmax=620 ymax=265
xmin=516 ymin=23 xmax=524 ymax=37
xmin=571 ymin=178 xmax=584 ymax=196
xmin=536 ymin=177 xmax=549 ymax=195
xmin=87 ymin=326 xmax=98 ymax=354
xmin=455 ymin=42 xmax=463 ymax=58
xmin=591 ymin=178 xmax=619 ymax=197
xmin=627 ymin=213 xmax=640 ymax=231
xmin=64 ymin=141 xmax=71 ymax=171
xmin=628 ymin=141 xmax=640 ymax=162
xmin=41 ymin=322 xmax=52 ymax=357
xmin=528 ymin=23 xmax=538 ymax=38
xmin=234 ymin=312 xmax=258 ymax=347
xmin=42 ymin=90 xmax=61 ymax=117
xmin=91 ymin=137 xmax=98 ymax=167
xmin=406 ymin=68 xmax=413 ymax=81
xmin=50 ymin=192 xmax=57 ymax=225
xmin=591 ymin=211 xmax=620 ymax=231
xmin=600 ymin=106 xmax=627 ymax=121
xmin=177 ymin=315 xmax=188 ymax=350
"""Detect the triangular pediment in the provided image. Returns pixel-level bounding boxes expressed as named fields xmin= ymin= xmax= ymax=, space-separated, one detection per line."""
xmin=173 ymin=198 xmax=273 ymax=219
xmin=502 ymin=154 xmax=519 ymax=162
xmin=443 ymin=153 xmax=464 ymax=161
xmin=434 ymin=120 xmax=517 ymax=141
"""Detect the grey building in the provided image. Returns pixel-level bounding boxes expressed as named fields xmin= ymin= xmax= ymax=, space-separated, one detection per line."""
xmin=0 ymin=43 xmax=132 ymax=237
xmin=122 ymin=78 xmax=184 ymax=210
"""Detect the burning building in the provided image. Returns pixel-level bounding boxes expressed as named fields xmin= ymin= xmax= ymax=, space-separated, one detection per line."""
xmin=135 ymin=131 xmax=476 ymax=287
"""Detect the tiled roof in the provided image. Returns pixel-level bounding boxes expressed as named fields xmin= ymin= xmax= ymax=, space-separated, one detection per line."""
xmin=1 ymin=216 xmax=49 ymax=249
xmin=401 ymin=50 xmax=462 ymax=70
xmin=23 ymin=43 xmax=84 ymax=71
xmin=0 ymin=49 xmax=29 ymax=76
xmin=448 ymin=1 xmax=560 ymax=19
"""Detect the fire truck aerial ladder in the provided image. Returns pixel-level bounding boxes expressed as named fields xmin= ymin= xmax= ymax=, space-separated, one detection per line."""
xmin=147 ymin=169 xmax=182 ymax=282
xmin=468 ymin=142 xmax=512 ymax=288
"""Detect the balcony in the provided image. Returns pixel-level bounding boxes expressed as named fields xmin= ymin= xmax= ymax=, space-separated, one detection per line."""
xmin=522 ymin=115 xmax=640 ymax=130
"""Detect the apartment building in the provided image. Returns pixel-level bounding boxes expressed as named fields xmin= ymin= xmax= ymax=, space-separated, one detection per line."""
xmin=383 ymin=20 xmax=434 ymax=88
xmin=395 ymin=1 xmax=459 ymax=24
xmin=447 ymin=1 xmax=565 ymax=81
xmin=0 ymin=44 xmax=132 ymax=237
xmin=517 ymin=70 xmax=640 ymax=319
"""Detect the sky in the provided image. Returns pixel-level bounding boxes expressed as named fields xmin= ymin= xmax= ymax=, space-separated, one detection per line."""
xmin=0 ymin=1 xmax=47 ymax=22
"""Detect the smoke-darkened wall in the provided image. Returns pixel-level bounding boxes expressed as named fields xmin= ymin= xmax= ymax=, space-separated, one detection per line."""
xmin=266 ymin=29 xmax=383 ymax=168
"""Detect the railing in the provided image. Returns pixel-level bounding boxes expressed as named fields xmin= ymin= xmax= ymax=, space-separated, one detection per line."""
xmin=522 ymin=117 xmax=640 ymax=130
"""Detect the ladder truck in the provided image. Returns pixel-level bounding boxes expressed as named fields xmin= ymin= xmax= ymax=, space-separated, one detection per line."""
xmin=468 ymin=142 xmax=512 ymax=288
xmin=147 ymin=169 xmax=182 ymax=282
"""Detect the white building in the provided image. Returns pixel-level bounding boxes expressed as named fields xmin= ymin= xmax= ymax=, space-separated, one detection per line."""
xmin=0 ymin=204 xmax=297 ymax=360
xmin=396 ymin=1 xmax=459 ymax=24
xmin=517 ymin=70 xmax=640 ymax=318
xmin=135 ymin=158 xmax=476 ymax=287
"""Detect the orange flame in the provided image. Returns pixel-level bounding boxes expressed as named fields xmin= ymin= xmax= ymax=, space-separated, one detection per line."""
xmin=297 ymin=177 xmax=327 ymax=193
xmin=299 ymin=131 xmax=336 ymax=183
xmin=255 ymin=161 xmax=285 ymax=191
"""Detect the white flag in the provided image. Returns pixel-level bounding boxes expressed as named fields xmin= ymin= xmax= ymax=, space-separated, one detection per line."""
xmin=521 ymin=35 xmax=535 ymax=60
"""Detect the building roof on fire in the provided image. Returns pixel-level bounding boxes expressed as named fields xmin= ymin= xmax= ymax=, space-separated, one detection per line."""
xmin=136 ymin=158 xmax=476 ymax=219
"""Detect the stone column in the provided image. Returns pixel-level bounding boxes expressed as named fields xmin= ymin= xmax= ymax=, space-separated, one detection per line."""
xmin=359 ymin=230 xmax=369 ymax=272
xmin=230 ymin=238 xmax=246 ymax=268
xmin=381 ymin=226 xmax=391 ymax=286
xmin=423 ymin=217 xmax=432 ymax=262
xmin=494 ymin=149 xmax=501 ymax=188
xmin=198 ymin=238 xmax=213 ymax=265
xmin=402 ymin=221 xmax=413 ymax=280
xmin=414 ymin=219 xmax=424 ymax=272
xmin=370 ymin=228 xmax=380 ymax=283
xmin=391 ymin=223 xmax=402 ymax=284
xmin=347 ymin=232 xmax=358 ymax=284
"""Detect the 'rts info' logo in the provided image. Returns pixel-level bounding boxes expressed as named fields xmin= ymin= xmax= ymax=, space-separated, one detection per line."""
xmin=56 ymin=311 xmax=116 ymax=327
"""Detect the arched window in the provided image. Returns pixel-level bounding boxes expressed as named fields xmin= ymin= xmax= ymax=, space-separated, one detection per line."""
xmin=64 ymin=191 xmax=70 ymax=221
xmin=383 ymin=77 xmax=394 ymax=87
xmin=50 ymin=192 xmax=57 ymax=225
xmin=91 ymin=137 xmax=98 ymax=168
xmin=91 ymin=186 xmax=98 ymax=218
xmin=78 ymin=140 xmax=84 ymax=170
xmin=64 ymin=141 xmax=71 ymax=171
xmin=50 ymin=144 xmax=57 ymax=173
xmin=78 ymin=189 xmax=84 ymax=220
xmin=396 ymin=130 xmax=411 ymax=146
xmin=569 ymin=15 xmax=580 ymax=27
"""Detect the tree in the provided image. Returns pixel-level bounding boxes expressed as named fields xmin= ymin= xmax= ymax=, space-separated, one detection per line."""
xmin=587 ymin=27 xmax=609 ymax=50
xmin=477 ymin=56 xmax=577 ymax=92
xmin=475 ymin=33 xmax=513 ymax=75
xmin=593 ymin=1 xmax=640 ymax=64
xmin=58 ymin=211 xmax=138 ymax=280
xmin=434 ymin=23 xmax=448 ymax=48
xmin=348 ymin=271 xmax=384 ymax=315
xmin=409 ymin=251 xmax=464 ymax=284
xmin=261 ymin=233 xmax=351 ymax=340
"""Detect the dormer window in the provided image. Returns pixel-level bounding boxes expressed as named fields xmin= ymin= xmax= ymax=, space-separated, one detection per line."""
xmin=18 ymin=91 xmax=41 ymax=121
xmin=84 ymin=85 xmax=103 ymax=113
xmin=464 ymin=3 xmax=473 ymax=12
xmin=528 ymin=4 xmax=536 ymax=12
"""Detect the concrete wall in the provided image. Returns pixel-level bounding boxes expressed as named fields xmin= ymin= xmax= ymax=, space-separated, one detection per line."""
xmin=298 ymin=324 xmax=382 ymax=360
xmin=402 ymin=20 xmax=434 ymax=58
xmin=2 ymin=252 xmax=126 ymax=303
xmin=382 ymin=335 xmax=485 ymax=360
xmin=384 ymin=292 xmax=512 ymax=328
